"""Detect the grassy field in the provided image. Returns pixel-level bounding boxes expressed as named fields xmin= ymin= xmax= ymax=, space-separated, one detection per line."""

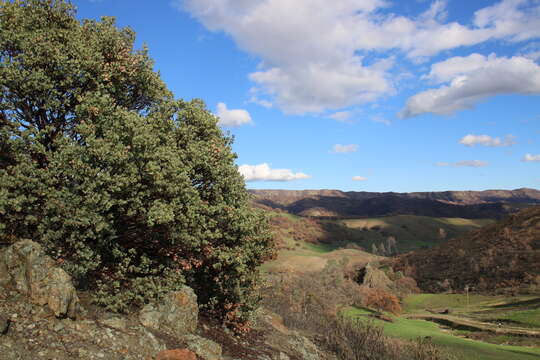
xmin=325 ymin=215 xmax=494 ymax=253
xmin=260 ymin=244 xmax=380 ymax=273
xmin=403 ymin=293 xmax=540 ymax=328
xmin=345 ymin=305 xmax=540 ymax=360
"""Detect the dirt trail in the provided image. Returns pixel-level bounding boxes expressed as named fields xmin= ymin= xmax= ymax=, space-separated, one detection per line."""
xmin=406 ymin=314 xmax=540 ymax=337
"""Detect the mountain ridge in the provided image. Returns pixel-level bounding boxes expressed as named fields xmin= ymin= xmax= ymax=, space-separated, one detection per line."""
xmin=250 ymin=188 xmax=540 ymax=219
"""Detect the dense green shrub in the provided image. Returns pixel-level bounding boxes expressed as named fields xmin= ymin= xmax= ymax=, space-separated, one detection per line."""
xmin=0 ymin=0 xmax=273 ymax=323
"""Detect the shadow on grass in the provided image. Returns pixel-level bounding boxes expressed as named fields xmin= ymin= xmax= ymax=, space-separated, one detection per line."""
xmin=493 ymin=297 xmax=540 ymax=309
xmin=502 ymin=349 xmax=540 ymax=359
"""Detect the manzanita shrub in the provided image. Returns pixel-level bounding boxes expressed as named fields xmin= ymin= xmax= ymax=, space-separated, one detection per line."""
xmin=0 ymin=0 xmax=273 ymax=325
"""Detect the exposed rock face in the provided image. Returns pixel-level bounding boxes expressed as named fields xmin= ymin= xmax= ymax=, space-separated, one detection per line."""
xmin=183 ymin=334 xmax=222 ymax=360
xmin=252 ymin=308 xmax=323 ymax=360
xmin=139 ymin=287 xmax=198 ymax=338
xmin=0 ymin=240 xmax=80 ymax=318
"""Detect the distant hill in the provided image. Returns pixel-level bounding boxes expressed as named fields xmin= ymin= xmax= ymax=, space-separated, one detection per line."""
xmin=250 ymin=188 xmax=540 ymax=219
xmin=392 ymin=206 xmax=540 ymax=293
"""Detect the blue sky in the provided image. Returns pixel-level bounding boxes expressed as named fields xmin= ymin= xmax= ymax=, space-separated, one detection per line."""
xmin=75 ymin=0 xmax=539 ymax=192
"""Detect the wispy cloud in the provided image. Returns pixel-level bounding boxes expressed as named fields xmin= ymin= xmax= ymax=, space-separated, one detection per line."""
xmin=436 ymin=160 xmax=488 ymax=167
xmin=328 ymin=111 xmax=353 ymax=122
xmin=371 ymin=115 xmax=391 ymax=126
xmin=523 ymin=153 xmax=540 ymax=162
xmin=352 ymin=176 xmax=367 ymax=181
xmin=455 ymin=160 xmax=489 ymax=167
xmin=238 ymin=163 xmax=311 ymax=182
xmin=331 ymin=144 xmax=359 ymax=154
xmin=459 ymin=134 xmax=516 ymax=147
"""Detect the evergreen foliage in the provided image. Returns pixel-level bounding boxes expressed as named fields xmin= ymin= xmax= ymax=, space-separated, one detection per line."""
xmin=0 ymin=0 xmax=273 ymax=324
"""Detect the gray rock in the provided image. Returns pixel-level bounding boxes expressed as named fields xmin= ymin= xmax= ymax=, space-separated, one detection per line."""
xmin=138 ymin=327 xmax=167 ymax=354
xmin=139 ymin=286 xmax=198 ymax=337
xmin=101 ymin=316 xmax=127 ymax=331
xmin=184 ymin=334 xmax=222 ymax=360
xmin=0 ymin=240 xmax=80 ymax=318
xmin=287 ymin=333 xmax=319 ymax=360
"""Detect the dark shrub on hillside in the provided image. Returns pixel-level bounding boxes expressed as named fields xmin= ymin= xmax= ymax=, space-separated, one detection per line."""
xmin=0 ymin=0 xmax=273 ymax=325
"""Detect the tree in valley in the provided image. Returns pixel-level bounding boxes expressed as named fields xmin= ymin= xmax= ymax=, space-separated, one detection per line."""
xmin=0 ymin=0 xmax=273 ymax=326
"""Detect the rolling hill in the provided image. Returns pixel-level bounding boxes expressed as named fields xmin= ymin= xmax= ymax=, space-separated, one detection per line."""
xmin=251 ymin=188 xmax=540 ymax=219
xmin=392 ymin=206 xmax=540 ymax=293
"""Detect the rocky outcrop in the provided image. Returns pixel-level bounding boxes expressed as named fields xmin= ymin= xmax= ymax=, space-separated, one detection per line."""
xmin=0 ymin=241 xmax=328 ymax=360
xmin=0 ymin=240 xmax=80 ymax=318
xmin=183 ymin=334 xmax=222 ymax=360
xmin=139 ymin=287 xmax=198 ymax=338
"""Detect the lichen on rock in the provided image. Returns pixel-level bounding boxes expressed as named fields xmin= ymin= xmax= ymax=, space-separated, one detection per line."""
xmin=0 ymin=240 xmax=80 ymax=318
xmin=138 ymin=286 xmax=198 ymax=338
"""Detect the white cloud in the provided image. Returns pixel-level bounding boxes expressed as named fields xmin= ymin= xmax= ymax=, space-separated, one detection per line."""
xmin=459 ymin=134 xmax=516 ymax=147
xmin=215 ymin=102 xmax=252 ymax=127
xmin=328 ymin=111 xmax=353 ymax=122
xmin=523 ymin=153 xmax=540 ymax=162
xmin=181 ymin=0 xmax=540 ymax=115
xmin=400 ymin=54 xmax=540 ymax=118
xmin=238 ymin=163 xmax=311 ymax=182
xmin=435 ymin=160 xmax=488 ymax=167
xmin=352 ymin=176 xmax=368 ymax=181
xmin=331 ymin=144 xmax=359 ymax=153
xmin=455 ymin=160 xmax=489 ymax=167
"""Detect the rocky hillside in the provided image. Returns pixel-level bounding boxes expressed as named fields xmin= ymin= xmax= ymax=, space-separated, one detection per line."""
xmin=250 ymin=188 xmax=540 ymax=219
xmin=392 ymin=206 xmax=540 ymax=293
xmin=0 ymin=240 xmax=334 ymax=360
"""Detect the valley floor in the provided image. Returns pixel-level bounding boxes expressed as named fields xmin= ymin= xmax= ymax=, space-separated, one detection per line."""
xmin=345 ymin=294 xmax=540 ymax=360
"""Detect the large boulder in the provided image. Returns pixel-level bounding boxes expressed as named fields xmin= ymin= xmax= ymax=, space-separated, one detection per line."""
xmin=0 ymin=240 xmax=80 ymax=318
xmin=139 ymin=287 xmax=198 ymax=338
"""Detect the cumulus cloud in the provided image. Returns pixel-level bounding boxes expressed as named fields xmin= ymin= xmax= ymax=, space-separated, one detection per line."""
xmin=352 ymin=176 xmax=368 ymax=181
xmin=331 ymin=144 xmax=359 ymax=153
xmin=459 ymin=134 xmax=516 ymax=147
xmin=401 ymin=54 xmax=540 ymax=118
xmin=238 ymin=163 xmax=311 ymax=182
xmin=523 ymin=153 xmax=540 ymax=162
xmin=215 ymin=102 xmax=252 ymax=127
xmin=436 ymin=160 xmax=488 ymax=167
xmin=181 ymin=0 xmax=540 ymax=115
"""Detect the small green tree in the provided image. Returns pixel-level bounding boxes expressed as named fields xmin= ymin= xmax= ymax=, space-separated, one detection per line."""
xmin=0 ymin=0 xmax=273 ymax=325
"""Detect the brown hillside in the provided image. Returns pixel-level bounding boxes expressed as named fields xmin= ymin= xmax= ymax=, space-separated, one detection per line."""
xmin=250 ymin=188 xmax=540 ymax=219
xmin=392 ymin=206 xmax=540 ymax=293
